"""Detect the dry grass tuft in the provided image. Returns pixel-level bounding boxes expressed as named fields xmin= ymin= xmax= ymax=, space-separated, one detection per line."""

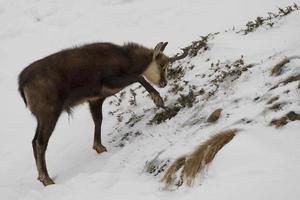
xmin=286 ymin=111 xmax=300 ymax=121
xmin=271 ymin=58 xmax=290 ymax=76
xmin=161 ymin=129 xmax=237 ymax=189
xmin=269 ymin=102 xmax=285 ymax=111
xmin=207 ymin=108 xmax=222 ymax=123
xmin=161 ymin=157 xmax=186 ymax=187
xmin=266 ymin=96 xmax=279 ymax=104
xmin=270 ymin=117 xmax=288 ymax=128
xmin=270 ymin=74 xmax=300 ymax=91
xmin=282 ymin=74 xmax=300 ymax=85
xmin=148 ymin=106 xmax=181 ymax=125
xmin=270 ymin=111 xmax=300 ymax=128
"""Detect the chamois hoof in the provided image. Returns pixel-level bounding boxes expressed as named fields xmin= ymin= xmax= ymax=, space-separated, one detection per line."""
xmin=38 ymin=176 xmax=55 ymax=186
xmin=93 ymin=144 xmax=107 ymax=154
xmin=150 ymin=92 xmax=164 ymax=107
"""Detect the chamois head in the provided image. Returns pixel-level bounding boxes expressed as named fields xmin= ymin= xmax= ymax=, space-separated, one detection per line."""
xmin=143 ymin=42 xmax=189 ymax=88
xmin=143 ymin=42 xmax=170 ymax=88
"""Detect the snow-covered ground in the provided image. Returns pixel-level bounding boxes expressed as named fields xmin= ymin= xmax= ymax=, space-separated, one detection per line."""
xmin=1 ymin=0 xmax=299 ymax=199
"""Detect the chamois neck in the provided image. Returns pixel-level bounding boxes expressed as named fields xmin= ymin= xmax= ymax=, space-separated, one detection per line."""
xmin=123 ymin=43 xmax=153 ymax=73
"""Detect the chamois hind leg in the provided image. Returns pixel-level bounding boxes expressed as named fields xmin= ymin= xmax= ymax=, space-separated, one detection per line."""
xmin=89 ymin=98 xmax=107 ymax=154
xmin=32 ymin=123 xmax=40 ymax=164
xmin=34 ymin=108 xmax=61 ymax=186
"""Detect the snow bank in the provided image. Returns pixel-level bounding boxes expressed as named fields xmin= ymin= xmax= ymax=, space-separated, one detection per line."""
xmin=0 ymin=0 xmax=299 ymax=200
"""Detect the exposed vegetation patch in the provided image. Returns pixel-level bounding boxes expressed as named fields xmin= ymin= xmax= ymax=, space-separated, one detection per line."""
xmin=167 ymin=33 xmax=219 ymax=95
xmin=178 ymin=90 xmax=197 ymax=108
xmin=144 ymin=158 xmax=170 ymax=176
xmin=238 ymin=4 xmax=299 ymax=34
xmin=203 ymin=56 xmax=255 ymax=101
xmin=125 ymin=112 xmax=144 ymax=127
xmin=282 ymin=74 xmax=300 ymax=85
xmin=188 ymin=35 xmax=210 ymax=57
xmin=169 ymin=33 xmax=218 ymax=64
xmin=266 ymin=96 xmax=279 ymax=104
xmin=238 ymin=118 xmax=253 ymax=124
xmin=253 ymin=96 xmax=260 ymax=101
xmin=161 ymin=129 xmax=237 ymax=189
xmin=168 ymin=66 xmax=186 ymax=81
xmin=160 ymin=157 xmax=186 ymax=188
xmin=210 ymin=57 xmax=253 ymax=85
xmin=148 ymin=106 xmax=181 ymax=125
xmin=117 ymin=113 xmax=124 ymax=123
xmin=271 ymin=58 xmax=290 ymax=76
xmin=268 ymin=102 xmax=286 ymax=111
xmin=286 ymin=111 xmax=300 ymax=121
xmin=168 ymin=84 xmax=184 ymax=94
xmin=207 ymin=108 xmax=222 ymax=123
xmin=270 ymin=74 xmax=300 ymax=90
xmin=149 ymin=86 xmax=200 ymax=125
xmin=270 ymin=117 xmax=288 ymax=128
xmin=242 ymin=17 xmax=264 ymax=34
xmin=270 ymin=111 xmax=300 ymax=128
xmin=129 ymin=89 xmax=137 ymax=106
xmin=120 ymin=131 xmax=142 ymax=142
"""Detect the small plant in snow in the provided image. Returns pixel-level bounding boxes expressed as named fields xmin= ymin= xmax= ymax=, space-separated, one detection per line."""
xmin=129 ymin=89 xmax=137 ymax=106
xmin=239 ymin=4 xmax=299 ymax=34
xmin=148 ymin=86 xmax=199 ymax=125
xmin=125 ymin=112 xmax=144 ymax=127
xmin=148 ymin=106 xmax=181 ymax=125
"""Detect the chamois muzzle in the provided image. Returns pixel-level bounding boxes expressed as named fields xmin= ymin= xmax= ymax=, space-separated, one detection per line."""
xmin=159 ymin=80 xmax=167 ymax=88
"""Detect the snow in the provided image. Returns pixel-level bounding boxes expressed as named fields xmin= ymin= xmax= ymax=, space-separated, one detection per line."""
xmin=1 ymin=0 xmax=300 ymax=199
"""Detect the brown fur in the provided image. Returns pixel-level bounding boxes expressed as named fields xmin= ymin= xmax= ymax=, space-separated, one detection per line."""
xmin=21 ymin=43 xmax=144 ymax=111
xmin=161 ymin=129 xmax=237 ymax=189
xmin=18 ymin=41 xmax=170 ymax=186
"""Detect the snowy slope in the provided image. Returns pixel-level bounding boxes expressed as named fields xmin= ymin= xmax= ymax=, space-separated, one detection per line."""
xmin=0 ymin=0 xmax=300 ymax=200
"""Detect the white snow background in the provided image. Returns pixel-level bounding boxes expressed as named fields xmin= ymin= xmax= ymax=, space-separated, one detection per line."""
xmin=0 ymin=0 xmax=300 ymax=199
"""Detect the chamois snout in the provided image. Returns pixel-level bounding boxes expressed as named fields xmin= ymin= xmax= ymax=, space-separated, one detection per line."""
xmin=159 ymin=80 xmax=167 ymax=88
xmin=157 ymin=58 xmax=169 ymax=88
xmin=143 ymin=41 xmax=170 ymax=87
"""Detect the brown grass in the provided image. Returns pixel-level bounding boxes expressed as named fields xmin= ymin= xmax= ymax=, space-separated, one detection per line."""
xmin=282 ymin=74 xmax=300 ymax=85
xmin=270 ymin=117 xmax=288 ymax=128
xmin=269 ymin=74 xmax=300 ymax=91
xmin=161 ymin=157 xmax=186 ymax=187
xmin=207 ymin=108 xmax=222 ymax=123
xmin=270 ymin=111 xmax=300 ymax=128
xmin=266 ymin=96 xmax=279 ymax=104
xmin=271 ymin=58 xmax=290 ymax=76
xmin=269 ymin=102 xmax=285 ymax=111
xmin=286 ymin=111 xmax=300 ymax=121
xmin=161 ymin=129 xmax=237 ymax=188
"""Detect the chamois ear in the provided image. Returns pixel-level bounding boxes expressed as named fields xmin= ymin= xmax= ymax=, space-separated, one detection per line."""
xmin=160 ymin=42 xmax=168 ymax=52
xmin=153 ymin=42 xmax=164 ymax=59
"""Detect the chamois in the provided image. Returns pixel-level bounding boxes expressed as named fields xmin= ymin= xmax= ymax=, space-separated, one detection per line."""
xmin=18 ymin=41 xmax=187 ymax=186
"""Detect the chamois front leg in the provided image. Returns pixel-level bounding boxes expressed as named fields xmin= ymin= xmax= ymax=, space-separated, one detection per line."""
xmin=103 ymin=74 xmax=164 ymax=107
xmin=137 ymin=77 xmax=164 ymax=108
